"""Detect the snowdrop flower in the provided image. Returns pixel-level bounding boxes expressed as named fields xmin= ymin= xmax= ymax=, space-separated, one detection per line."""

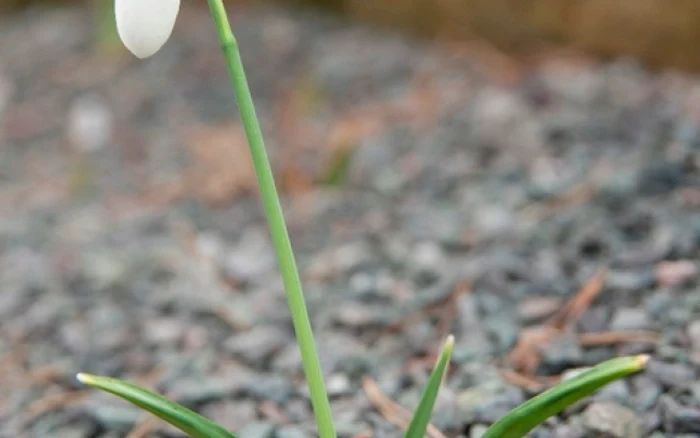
xmin=115 ymin=0 xmax=181 ymax=58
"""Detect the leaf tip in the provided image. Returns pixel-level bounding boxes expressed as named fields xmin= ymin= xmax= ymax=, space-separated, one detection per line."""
xmin=76 ymin=373 xmax=95 ymax=385
xmin=635 ymin=354 xmax=651 ymax=370
xmin=444 ymin=334 xmax=455 ymax=351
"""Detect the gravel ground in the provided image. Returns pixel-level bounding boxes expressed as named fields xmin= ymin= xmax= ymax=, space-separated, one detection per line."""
xmin=1 ymin=3 xmax=699 ymax=438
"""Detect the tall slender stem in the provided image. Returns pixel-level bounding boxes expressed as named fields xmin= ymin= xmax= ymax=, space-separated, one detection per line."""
xmin=205 ymin=2 xmax=336 ymax=437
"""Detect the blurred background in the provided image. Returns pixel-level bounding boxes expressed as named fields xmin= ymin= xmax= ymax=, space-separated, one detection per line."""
xmin=1 ymin=1 xmax=699 ymax=438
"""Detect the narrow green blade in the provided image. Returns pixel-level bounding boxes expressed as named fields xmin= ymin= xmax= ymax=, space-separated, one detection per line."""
xmin=404 ymin=334 xmax=455 ymax=438
xmin=77 ymin=373 xmax=237 ymax=438
xmin=482 ymin=355 xmax=649 ymax=438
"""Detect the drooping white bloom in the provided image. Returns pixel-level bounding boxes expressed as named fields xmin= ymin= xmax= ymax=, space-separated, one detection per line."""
xmin=114 ymin=0 xmax=181 ymax=59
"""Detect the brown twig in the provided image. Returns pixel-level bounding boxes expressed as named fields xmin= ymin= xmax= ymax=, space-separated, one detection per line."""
xmin=24 ymin=391 xmax=89 ymax=424
xmin=507 ymin=269 xmax=608 ymax=374
xmin=25 ymin=364 xmax=65 ymax=386
xmin=383 ymin=281 xmax=469 ymax=336
xmin=125 ymin=416 xmax=160 ymax=438
xmin=362 ymin=376 xmax=447 ymax=438
xmin=547 ymin=269 xmax=607 ymax=330
xmin=499 ymin=368 xmax=562 ymax=393
xmin=435 ymin=281 xmax=471 ymax=340
xmin=259 ymin=401 xmax=290 ymax=424
xmin=506 ymin=325 xmax=560 ymax=375
xmin=578 ymin=330 xmax=659 ymax=346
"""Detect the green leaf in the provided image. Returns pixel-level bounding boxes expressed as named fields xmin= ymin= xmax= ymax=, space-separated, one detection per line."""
xmin=481 ymin=355 xmax=649 ymax=438
xmin=77 ymin=373 xmax=237 ymax=438
xmin=404 ymin=334 xmax=455 ymax=438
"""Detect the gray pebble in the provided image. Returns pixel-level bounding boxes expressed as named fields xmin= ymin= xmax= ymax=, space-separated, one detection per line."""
xmin=552 ymin=423 xmax=583 ymax=438
xmin=687 ymin=320 xmax=700 ymax=351
xmin=647 ymin=360 xmax=696 ymax=388
xmin=458 ymin=379 xmax=524 ymax=424
xmin=239 ymin=422 xmax=275 ymax=438
xmin=84 ymin=403 xmax=142 ymax=431
xmin=609 ymin=307 xmax=652 ymax=331
xmin=143 ymin=316 xmax=185 ymax=345
xmin=594 ymin=380 xmax=632 ymax=405
xmin=245 ymin=375 xmax=295 ymax=403
xmin=540 ymin=332 xmax=585 ymax=374
xmin=332 ymin=302 xmax=388 ymax=328
xmin=200 ymin=400 xmax=256 ymax=432
xmin=660 ymin=395 xmax=700 ymax=433
xmin=582 ymin=402 xmax=641 ymax=438
xmin=224 ymin=326 xmax=288 ymax=365
xmin=630 ymin=375 xmax=663 ymax=411
xmin=470 ymin=424 xmax=488 ymax=438
xmin=275 ymin=425 xmax=310 ymax=438
xmin=326 ymin=373 xmax=352 ymax=397
xmin=170 ymin=376 xmax=244 ymax=404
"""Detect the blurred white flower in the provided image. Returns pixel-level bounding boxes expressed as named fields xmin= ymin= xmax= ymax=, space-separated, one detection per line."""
xmin=114 ymin=0 xmax=181 ymax=58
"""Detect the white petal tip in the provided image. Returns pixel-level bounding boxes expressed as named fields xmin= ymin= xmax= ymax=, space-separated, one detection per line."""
xmin=115 ymin=0 xmax=180 ymax=59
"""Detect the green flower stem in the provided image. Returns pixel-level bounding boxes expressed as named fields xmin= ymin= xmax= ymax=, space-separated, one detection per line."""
xmin=205 ymin=2 xmax=336 ymax=438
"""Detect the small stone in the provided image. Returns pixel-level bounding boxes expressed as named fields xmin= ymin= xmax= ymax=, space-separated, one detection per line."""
xmin=629 ymin=375 xmax=662 ymax=411
xmin=224 ymin=326 xmax=288 ymax=365
xmin=647 ymin=360 xmax=696 ymax=388
xmin=656 ymin=260 xmax=698 ymax=287
xmin=609 ymin=307 xmax=651 ymax=331
xmin=224 ymin=230 xmax=276 ymax=284
xmin=83 ymin=252 xmax=128 ymax=292
xmin=582 ymin=402 xmax=641 ymax=438
xmin=0 ymin=73 xmax=13 ymax=114
xmin=429 ymin=387 xmax=460 ymax=431
xmin=660 ymin=395 xmax=700 ymax=433
xmin=67 ymin=93 xmax=113 ymax=152
xmin=245 ymin=375 xmax=295 ymax=403
xmin=552 ymin=423 xmax=582 ymax=438
xmin=43 ymin=422 xmax=96 ymax=438
xmin=86 ymin=401 xmax=142 ymax=431
xmin=201 ymin=400 xmax=256 ymax=432
xmin=239 ymin=422 xmax=275 ymax=438
xmin=333 ymin=242 xmax=371 ymax=272
xmin=687 ymin=320 xmax=700 ymax=350
xmin=644 ymin=292 xmax=673 ymax=319
xmin=606 ymin=269 xmax=655 ymax=292
xmin=170 ymin=376 xmax=242 ymax=404
xmin=485 ymin=315 xmax=518 ymax=354
xmin=326 ymin=373 xmax=352 ymax=397
xmin=470 ymin=424 xmax=488 ymax=438
xmin=333 ymin=418 xmax=366 ymax=437
xmin=452 ymin=294 xmax=492 ymax=363
xmin=576 ymin=306 xmax=610 ymax=333
xmin=540 ymin=332 xmax=584 ymax=374
xmin=411 ymin=241 xmax=445 ymax=273
xmin=594 ymin=380 xmax=631 ymax=405
xmin=474 ymin=205 xmax=515 ymax=237
xmin=349 ymin=271 xmax=376 ymax=299
xmin=458 ymin=379 xmax=524 ymax=424
xmin=143 ymin=317 xmax=184 ymax=345
xmin=195 ymin=232 xmax=224 ymax=261
xmin=285 ymin=398 xmax=312 ymax=422
xmin=275 ymin=425 xmax=309 ymax=438
xmin=332 ymin=302 xmax=386 ymax=328
xmin=273 ymin=344 xmax=303 ymax=373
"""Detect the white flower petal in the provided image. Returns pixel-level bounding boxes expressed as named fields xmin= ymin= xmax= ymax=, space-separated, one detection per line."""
xmin=115 ymin=0 xmax=181 ymax=58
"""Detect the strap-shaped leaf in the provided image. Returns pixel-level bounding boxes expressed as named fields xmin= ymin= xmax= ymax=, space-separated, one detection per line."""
xmin=404 ymin=335 xmax=455 ymax=438
xmin=77 ymin=373 xmax=237 ymax=438
xmin=482 ymin=355 xmax=649 ymax=438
